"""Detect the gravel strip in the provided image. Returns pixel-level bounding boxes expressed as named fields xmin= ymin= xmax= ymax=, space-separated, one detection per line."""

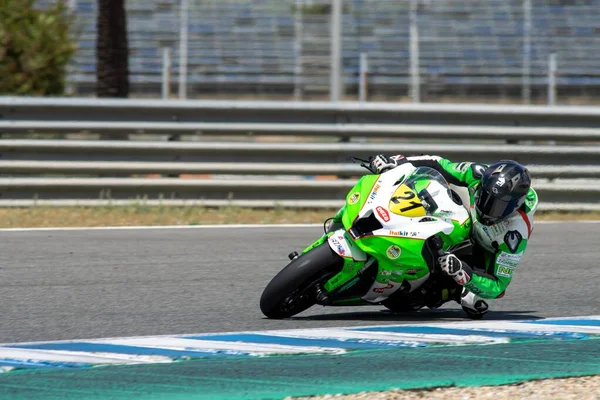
xmin=288 ymin=375 xmax=600 ymax=400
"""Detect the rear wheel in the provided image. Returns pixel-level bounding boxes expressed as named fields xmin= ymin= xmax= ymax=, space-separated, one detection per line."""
xmin=260 ymin=243 xmax=343 ymax=319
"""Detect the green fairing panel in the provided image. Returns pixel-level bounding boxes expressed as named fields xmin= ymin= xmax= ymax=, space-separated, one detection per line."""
xmin=346 ymin=168 xmax=471 ymax=286
xmin=332 ymin=205 xmax=346 ymax=223
xmin=357 ymin=235 xmax=429 ymax=283
xmin=341 ymin=174 xmax=379 ymax=230
xmin=301 ymin=176 xmax=381 ymax=256
xmin=301 ymin=235 xmax=328 ymax=254
xmin=324 ymin=257 xmax=365 ymax=292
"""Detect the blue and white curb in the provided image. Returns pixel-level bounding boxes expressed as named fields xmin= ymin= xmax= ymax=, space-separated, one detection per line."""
xmin=0 ymin=316 xmax=598 ymax=373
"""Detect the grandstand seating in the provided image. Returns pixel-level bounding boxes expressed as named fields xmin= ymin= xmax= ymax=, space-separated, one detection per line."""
xmin=39 ymin=0 xmax=600 ymax=99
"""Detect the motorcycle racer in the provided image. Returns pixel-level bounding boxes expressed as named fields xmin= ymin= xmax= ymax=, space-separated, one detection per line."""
xmin=364 ymin=154 xmax=538 ymax=318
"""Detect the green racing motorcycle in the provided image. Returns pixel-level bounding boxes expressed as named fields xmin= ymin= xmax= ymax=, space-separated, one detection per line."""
xmin=260 ymin=162 xmax=473 ymax=319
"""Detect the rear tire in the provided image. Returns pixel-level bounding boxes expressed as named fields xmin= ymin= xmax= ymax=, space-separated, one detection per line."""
xmin=260 ymin=243 xmax=342 ymax=319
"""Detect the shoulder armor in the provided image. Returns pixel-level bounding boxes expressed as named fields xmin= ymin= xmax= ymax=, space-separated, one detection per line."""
xmin=504 ymin=230 xmax=523 ymax=253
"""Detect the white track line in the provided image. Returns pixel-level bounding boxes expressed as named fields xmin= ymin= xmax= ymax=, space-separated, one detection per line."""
xmin=0 ymin=224 xmax=322 ymax=232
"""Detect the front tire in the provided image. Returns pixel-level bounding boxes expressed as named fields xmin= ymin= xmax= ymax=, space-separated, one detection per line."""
xmin=260 ymin=243 xmax=342 ymax=319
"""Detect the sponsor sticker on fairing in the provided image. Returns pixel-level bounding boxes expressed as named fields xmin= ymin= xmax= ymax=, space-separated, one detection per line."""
xmin=329 ymin=237 xmax=345 ymax=255
xmin=367 ymin=184 xmax=381 ymax=204
xmin=386 ymin=245 xmax=401 ymax=259
xmin=389 ymin=230 xmax=420 ymax=237
xmin=373 ymin=283 xmax=394 ymax=293
xmin=348 ymin=192 xmax=360 ymax=205
xmin=376 ymin=206 xmax=391 ymax=222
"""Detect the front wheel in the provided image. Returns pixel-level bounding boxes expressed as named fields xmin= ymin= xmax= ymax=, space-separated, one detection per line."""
xmin=260 ymin=243 xmax=343 ymax=319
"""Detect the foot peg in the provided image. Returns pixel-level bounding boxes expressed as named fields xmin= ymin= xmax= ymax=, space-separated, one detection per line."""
xmin=288 ymin=251 xmax=299 ymax=261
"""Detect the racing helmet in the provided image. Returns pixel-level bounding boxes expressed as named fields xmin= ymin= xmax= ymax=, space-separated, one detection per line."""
xmin=475 ymin=161 xmax=531 ymax=225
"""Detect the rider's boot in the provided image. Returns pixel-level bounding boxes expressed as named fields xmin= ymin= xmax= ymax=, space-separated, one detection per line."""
xmin=459 ymin=288 xmax=489 ymax=319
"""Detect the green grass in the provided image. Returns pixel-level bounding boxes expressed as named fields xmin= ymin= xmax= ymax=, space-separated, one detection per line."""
xmin=0 ymin=206 xmax=332 ymax=228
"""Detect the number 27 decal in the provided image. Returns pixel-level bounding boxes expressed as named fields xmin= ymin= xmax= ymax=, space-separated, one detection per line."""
xmin=389 ymin=185 xmax=426 ymax=217
xmin=391 ymin=191 xmax=423 ymax=212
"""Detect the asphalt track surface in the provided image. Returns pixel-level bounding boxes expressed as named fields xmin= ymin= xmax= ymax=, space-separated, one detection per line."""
xmin=1 ymin=222 xmax=598 ymax=344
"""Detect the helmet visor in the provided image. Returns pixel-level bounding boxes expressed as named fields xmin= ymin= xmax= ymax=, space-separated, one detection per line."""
xmin=476 ymin=188 xmax=520 ymax=224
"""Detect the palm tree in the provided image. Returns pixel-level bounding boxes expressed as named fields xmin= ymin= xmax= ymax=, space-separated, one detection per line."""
xmin=96 ymin=0 xmax=129 ymax=97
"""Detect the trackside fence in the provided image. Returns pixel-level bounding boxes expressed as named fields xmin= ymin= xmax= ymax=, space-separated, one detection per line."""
xmin=0 ymin=97 xmax=598 ymax=210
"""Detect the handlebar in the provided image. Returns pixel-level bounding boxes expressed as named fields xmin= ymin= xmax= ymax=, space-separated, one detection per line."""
xmin=349 ymin=156 xmax=378 ymax=174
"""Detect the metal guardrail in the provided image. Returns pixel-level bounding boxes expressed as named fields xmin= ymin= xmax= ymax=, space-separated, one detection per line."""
xmin=0 ymin=178 xmax=597 ymax=205
xmin=0 ymin=199 xmax=598 ymax=212
xmin=1 ymin=161 xmax=599 ymax=179
xmin=4 ymin=97 xmax=600 ymax=127
xmin=1 ymin=140 xmax=598 ymax=166
xmin=2 ymin=121 xmax=600 ymax=142
xmin=0 ymin=98 xmax=598 ymax=210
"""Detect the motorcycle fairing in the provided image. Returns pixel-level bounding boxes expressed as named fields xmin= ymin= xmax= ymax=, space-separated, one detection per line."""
xmin=327 ymin=163 xmax=472 ymax=303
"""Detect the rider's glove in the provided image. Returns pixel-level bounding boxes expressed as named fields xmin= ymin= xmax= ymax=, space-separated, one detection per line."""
xmin=439 ymin=253 xmax=472 ymax=285
xmin=369 ymin=155 xmax=399 ymax=174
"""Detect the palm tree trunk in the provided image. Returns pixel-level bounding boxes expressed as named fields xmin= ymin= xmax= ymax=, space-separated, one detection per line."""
xmin=96 ymin=0 xmax=129 ymax=98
